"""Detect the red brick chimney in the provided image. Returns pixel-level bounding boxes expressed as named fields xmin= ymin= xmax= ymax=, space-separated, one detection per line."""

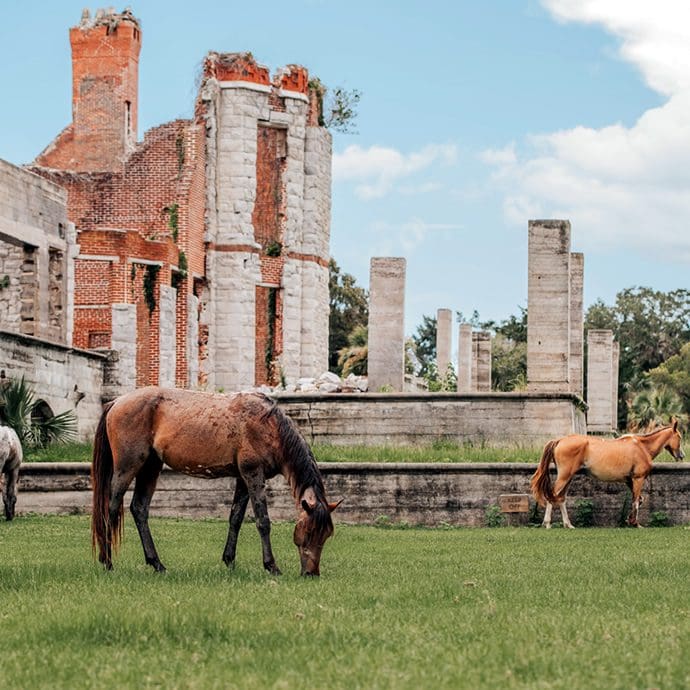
xmin=67 ymin=7 xmax=141 ymax=171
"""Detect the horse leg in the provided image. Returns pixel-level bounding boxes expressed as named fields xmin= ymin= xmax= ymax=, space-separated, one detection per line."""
xmin=222 ymin=478 xmax=249 ymax=569
xmin=552 ymin=476 xmax=575 ymax=529
xmin=542 ymin=502 xmax=554 ymax=528
xmin=244 ymin=472 xmax=281 ymax=576
xmin=130 ymin=454 xmax=166 ymax=572
xmin=2 ymin=464 xmax=19 ymax=521
xmin=627 ymin=476 xmax=646 ymax=527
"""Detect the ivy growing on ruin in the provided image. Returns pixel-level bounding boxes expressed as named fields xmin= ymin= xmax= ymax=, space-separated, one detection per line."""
xmin=265 ymin=287 xmax=278 ymax=382
xmin=164 ymin=203 xmax=179 ymax=242
xmin=143 ymin=264 xmax=160 ymax=315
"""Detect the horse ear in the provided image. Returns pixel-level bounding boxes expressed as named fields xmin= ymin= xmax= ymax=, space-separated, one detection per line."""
xmin=328 ymin=498 xmax=344 ymax=513
xmin=672 ymin=417 xmax=679 ymax=431
xmin=301 ymin=499 xmax=314 ymax=515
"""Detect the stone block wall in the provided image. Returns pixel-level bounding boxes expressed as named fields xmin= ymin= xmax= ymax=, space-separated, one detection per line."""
xmin=0 ymin=158 xmax=74 ymax=344
xmin=276 ymin=392 xmax=586 ymax=446
xmin=18 ymin=461 xmax=690 ymax=527
xmin=0 ymin=331 xmax=106 ymax=439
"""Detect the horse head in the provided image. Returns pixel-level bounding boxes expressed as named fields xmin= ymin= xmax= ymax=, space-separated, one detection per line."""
xmin=665 ymin=418 xmax=685 ymax=461
xmin=293 ymin=498 xmax=341 ymax=577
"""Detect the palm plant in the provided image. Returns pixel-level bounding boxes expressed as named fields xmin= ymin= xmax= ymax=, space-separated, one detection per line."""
xmin=0 ymin=376 xmax=77 ymax=447
xmin=337 ymin=325 xmax=368 ymax=376
xmin=627 ymin=386 xmax=686 ymax=432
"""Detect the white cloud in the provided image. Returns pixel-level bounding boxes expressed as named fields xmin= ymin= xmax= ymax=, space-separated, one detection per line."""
xmin=333 ymin=143 xmax=457 ymax=199
xmin=371 ymin=217 xmax=463 ymax=253
xmin=482 ymin=2 xmax=690 ymax=259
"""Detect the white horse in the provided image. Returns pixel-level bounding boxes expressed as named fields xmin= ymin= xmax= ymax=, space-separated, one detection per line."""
xmin=0 ymin=425 xmax=22 ymax=520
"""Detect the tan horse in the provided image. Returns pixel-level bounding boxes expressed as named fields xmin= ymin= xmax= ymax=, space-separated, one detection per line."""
xmin=92 ymin=387 xmax=340 ymax=576
xmin=531 ymin=420 xmax=684 ymax=528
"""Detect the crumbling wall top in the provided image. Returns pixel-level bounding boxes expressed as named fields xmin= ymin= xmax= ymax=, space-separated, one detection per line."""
xmin=77 ymin=6 xmax=140 ymax=31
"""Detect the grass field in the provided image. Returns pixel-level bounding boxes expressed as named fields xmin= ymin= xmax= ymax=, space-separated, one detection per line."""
xmin=1 ymin=515 xmax=688 ymax=689
xmin=24 ymin=441 xmax=542 ymax=464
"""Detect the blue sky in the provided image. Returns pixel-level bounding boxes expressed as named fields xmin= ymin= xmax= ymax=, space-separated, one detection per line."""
xmin=2 ymin=1 xmax=687 ymax=340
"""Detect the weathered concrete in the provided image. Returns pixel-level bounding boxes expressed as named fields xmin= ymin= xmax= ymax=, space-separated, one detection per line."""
xmin=367 ymin=257 xmax=406 ymax=392
xmin=527 ymin=220 xmax=571 ymax=393
xmin=16 ymin=461 xmax=690 ymax=527
xmin=472 ymin=331 xmax=491 ymax=392
xmin=0 ymin=330 xmax=107 ymax=439
xmin=587 ymin=329 xmax=616 ymax=433
xmin=611 ymin=340 xmax=620 ymax=431
xmin=436 ymin=308 xmax=452 ymax=376
xmin=276 ymin=392 xmax=586 ymax=446
xmin=569 ymin=252 xmax=584 ymax=397
xmin=457 ymin=323 xmax=473 ymax=393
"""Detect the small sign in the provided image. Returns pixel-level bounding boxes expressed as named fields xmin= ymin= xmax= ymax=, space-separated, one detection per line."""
xmin=499 ymin=494 xmax=529 ymax=513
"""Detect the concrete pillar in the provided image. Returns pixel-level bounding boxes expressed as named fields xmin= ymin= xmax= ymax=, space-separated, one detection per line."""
xmin=186 ymin=293 xmax=199 ymax=389
xmin=367 ymin=257 xmax=406 ymax=392
xmin=109 ymin=303 xmax=137 ymax=393
xmin=611 ymin=340 xmax=620 ymax=431
xmin=436 ymin=308 xmax=453 ymax=377
xmin=587 ymin=329 xmax=615 ymax=433
xmin=474 ymin=331 xmax=492 ymax=392
xmin=457 ymin=323 xmax=473 ymax=393
xmin=527 ymin=219 xmax=571 ymax=392
xmin=158 ymin=284 xmax=177 ymax=387
xmin=569 ymin=252 xmax=584 ymax=398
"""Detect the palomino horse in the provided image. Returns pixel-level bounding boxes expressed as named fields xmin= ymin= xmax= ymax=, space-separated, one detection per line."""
xmin=531 ymin=420 xmax=684 ymax=528
xmin=92 ymin=387 xmax=340 ymax=576
xmin=0 ymin=424 xmax=22 ymax=521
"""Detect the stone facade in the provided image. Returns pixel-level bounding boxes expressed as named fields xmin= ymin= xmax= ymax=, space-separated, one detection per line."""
xmin=472 ymin=331 xmax=492 ymax=392
xmin=28 ymin=9 xmax=331 ymax=393
xmin=0 ymin=159 xmax=77 ymax=343
xmin=367 ymin=257 xmax=406 ymax=392
xmin=569 ymin=252 xmax=584 ymax=398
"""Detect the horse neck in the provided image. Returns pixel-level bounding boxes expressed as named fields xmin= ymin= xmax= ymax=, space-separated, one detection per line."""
xmin=638 ymin=427 xmax=672 ymax=459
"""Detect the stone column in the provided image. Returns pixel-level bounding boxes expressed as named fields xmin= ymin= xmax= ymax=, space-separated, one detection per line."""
xmin=436 ymin=308 xmax=452 ymax=377
xmin=457 ymin=323 xmax=473 ymax=393
xmin=611 ymin=340 xmax=620 ymax=431
xmin=527 ymin=219 xmax=571 ymax=392
xmin=158 ymin=284 xmax=177 ymax=387
xmin=474 ymin=331 xmax=492 ymax=392
xmin=367 ymin=257 xmax=406 ymax=392
xmin=569 ymin=252 xmax=584 ymax=398
xmin=187 ymin=293 xmax=199 ymax=389
xmin=587 ymin=329 xmax=615 ymax=433
xmin=109 ymin=303 xmax=137 ymax=394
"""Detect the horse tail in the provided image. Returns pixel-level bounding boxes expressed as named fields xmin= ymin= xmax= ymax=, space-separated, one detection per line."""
xmin=91 ymin=401 xmax=122 ymax=564
xmin=530 ymin=439 xmax=559 ymax=506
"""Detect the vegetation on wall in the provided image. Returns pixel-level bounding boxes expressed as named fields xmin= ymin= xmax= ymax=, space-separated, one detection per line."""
xmin=143 ymin=264 xmax=160 ymax=315
xmin=265 ymin=287 xmax=278 ymax=382
xmin=0 ymin=376 xmax=76 ymax=448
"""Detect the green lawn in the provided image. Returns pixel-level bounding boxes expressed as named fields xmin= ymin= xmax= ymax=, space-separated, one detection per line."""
xmin=24 ymin=441 xmax=542 ymax=464
xmin=1 ymin=515 xmax=688 ymax=689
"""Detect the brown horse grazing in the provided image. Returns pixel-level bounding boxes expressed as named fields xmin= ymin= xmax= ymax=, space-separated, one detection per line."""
xmin=91 ymin=386 xmax=340 ymax=576
xmin=531 ymin=420 xmax=684 ymax=528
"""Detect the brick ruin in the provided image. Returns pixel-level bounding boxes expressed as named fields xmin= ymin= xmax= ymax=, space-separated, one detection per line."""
xmin=29 ymin=7 xmax=331 ymax=392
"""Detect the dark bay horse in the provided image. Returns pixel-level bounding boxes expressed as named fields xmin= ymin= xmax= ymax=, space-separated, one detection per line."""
xmin=531 ymin=420 xmax=684 ymax=528
xmin=92 ymin=387 xmax=340 ymax=576
xmin=0 ymin=424 xmax=22 ymax=520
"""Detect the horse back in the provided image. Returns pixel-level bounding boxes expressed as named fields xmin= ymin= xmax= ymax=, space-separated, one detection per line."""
xmin=566 ymin=434 xmax=651 ymax=481
xmin=107 ymin=387 xmax=282 ymax=478
xmin=0 ymin=425 xmax=22 ymax=473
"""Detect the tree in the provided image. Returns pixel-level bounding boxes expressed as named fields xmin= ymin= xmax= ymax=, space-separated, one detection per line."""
xmin=627 ymin=386 xmax=686 ymax=432
xmin=410 ymin=314 xmax=437 ymax=377
xmin=646 ymin=342 xmax=690 ymax=418
xmin=585 ymin=287 xmax=690 ymax=428
xmin=329 ymin=259 xmax=368 ymax=373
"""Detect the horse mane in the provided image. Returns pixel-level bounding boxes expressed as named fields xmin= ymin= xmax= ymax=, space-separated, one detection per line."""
xmin=631 ymin=425 xmax=673 ymax=438
xmin=258 ymin=396 xmax=327 ymax=505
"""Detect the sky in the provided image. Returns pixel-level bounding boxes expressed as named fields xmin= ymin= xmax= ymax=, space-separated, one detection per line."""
xmin=1 ymin=1 xmax=688 ymax=341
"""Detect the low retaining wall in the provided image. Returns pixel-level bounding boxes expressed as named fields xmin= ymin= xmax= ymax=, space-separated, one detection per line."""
xmin=276 ymin=392 xmax=587 ymax=446
xmin=15 ymin=462 xmax=690 ymax=527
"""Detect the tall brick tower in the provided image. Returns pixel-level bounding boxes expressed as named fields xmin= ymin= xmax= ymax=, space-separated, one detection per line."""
xmin=37 ymin=8 xmax=141 ymax=171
